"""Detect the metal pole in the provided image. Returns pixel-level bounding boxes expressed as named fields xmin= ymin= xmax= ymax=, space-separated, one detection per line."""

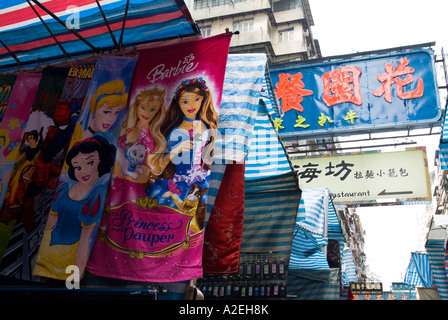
xmin=323 ymin=189 xmax=329 ymax=257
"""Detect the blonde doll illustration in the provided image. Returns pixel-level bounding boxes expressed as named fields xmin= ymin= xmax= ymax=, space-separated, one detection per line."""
xmin=114 ymin=87 xmax=167 ymax=185
xmin=33 ymin=136 xmax=116 ymax=279
xmin=69 ymin=80 xmax=128 ymax=155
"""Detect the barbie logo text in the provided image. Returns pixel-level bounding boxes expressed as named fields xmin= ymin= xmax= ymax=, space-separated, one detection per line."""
xmin=146 ymin=54 xmax=198 ymax=84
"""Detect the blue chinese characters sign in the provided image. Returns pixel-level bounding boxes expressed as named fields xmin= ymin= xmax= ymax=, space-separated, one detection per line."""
xmin=270 ymin=49 xmax=441 ymax=137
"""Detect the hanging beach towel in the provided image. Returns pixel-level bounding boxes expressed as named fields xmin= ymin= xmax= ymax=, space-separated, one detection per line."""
xmin=86 ymin=33 xmax=232 ymax=282
xmin=0 ymin=67 xmax=70 ymax=275
xmin=0 ymin=72 xmax=41 ymax=263
xmin=202 ymin=54 xmax=267 ymax=274
xmin=33 ymin=56 xmax=136 ymax=280
xmin=1 ymin=63 xmax=96 ymax=280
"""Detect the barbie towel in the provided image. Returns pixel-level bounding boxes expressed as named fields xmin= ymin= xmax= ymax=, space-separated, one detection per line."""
xmin=87 ymin=34 xmax=232 ymax=282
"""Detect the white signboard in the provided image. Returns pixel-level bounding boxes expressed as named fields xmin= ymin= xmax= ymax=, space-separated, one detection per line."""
xmin=291 ymin=148 xmax=432 ymax=203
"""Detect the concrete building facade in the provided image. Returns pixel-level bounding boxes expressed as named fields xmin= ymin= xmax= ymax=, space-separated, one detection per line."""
xmin=189 ymin=0 xmax=321 ymax=64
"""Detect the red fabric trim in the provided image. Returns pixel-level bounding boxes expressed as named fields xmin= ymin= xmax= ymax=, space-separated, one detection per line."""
xmin=202 ymin=162 xmax=245 ymax=274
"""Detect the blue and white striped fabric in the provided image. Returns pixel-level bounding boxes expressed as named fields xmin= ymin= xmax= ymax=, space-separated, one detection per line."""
xmin=341 ymin=248 xmax=358 ymax=285
xmin=206 ymin=54 xmax=267 ymax=216
xmin=286 ymin=269 xmax=341 ymax=300
xmin=438 ymin=104 xmax=448 ymax=169
xmin=289 ymin=226 xmax=329 ymax=270
xmin=425 ymin=239 xmax=448 ymax=299
xmin=297 ymin=188 xmax=338 ymax=235
xmin=240 ymin=172 xmax=300 ymax=258
xmin=439 ymin=143 xmax=448 ymax=170
xmin=213 ymin=54 xmax=266 ymax=164
xmin=244 ymin=83 xmax=292 ymax=180
xmin=403 ymin=252 xmax=434 ymax=287
xmin=440 ymin=107 xmax=448 ymax=143
xmin=289 ymin=188 xmax=342 ymax=271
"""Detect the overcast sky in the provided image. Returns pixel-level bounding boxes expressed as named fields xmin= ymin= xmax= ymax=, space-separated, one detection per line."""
xmin=308 ymin=0 xmax=448 ymax=57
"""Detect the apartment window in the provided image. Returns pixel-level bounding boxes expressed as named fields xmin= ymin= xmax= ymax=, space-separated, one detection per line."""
xmin=278 ymin=28 xmax=294 ymax=42
xmin=273 ymin=0 xmax=303 ymax=13
xmin=194 ymin=0 xmax=249 ymax=10
xmin=201 ymin=25 xmax=212 ymax=37
xmin=194 ymin=0 xmax=207 ymax=10
xmin=233 ymin=18 xmax=254 ymax=33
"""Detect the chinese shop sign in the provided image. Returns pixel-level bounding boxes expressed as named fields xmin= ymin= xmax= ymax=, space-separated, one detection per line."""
xmin=270 ymin=49 xmax=441 ymax=138
xmin=350 ymin=282 xmax=383 ymax=295
xmin=291 ymin=148 xmax=431 ymax=203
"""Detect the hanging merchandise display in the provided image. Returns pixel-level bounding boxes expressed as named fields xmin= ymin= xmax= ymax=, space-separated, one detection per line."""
xmin=198 ymin=252 xmax=287 ymax=300
xmin=0 ymin=67 xmax=69 ymax=273
xmin=33 ymin=56 xmax=136 ymax=280
xmin=202 ymin=54 xmax=271 ymax=275
xmin=0 ymin=64 xmax=96 ymax=279
xmin=86 ymin=33 xmax=232 ymax=283
xmin=24 ymin=62 xmax=97 ymax=237
xmin=0 ymin=73 xmax=42 ymax=262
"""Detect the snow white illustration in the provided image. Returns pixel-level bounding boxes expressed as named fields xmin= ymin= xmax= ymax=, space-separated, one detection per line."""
xmin=33 ymin=135 xmax=116 ymax=280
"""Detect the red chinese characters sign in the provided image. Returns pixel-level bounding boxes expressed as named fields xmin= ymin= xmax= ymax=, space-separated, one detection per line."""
xmin=322 ymin=66 xmax=362 ymax=107
xmin=270 ymin=49 xmax=441 ymax=137
xmin=275 ymin=72 xmax=313 ymax=112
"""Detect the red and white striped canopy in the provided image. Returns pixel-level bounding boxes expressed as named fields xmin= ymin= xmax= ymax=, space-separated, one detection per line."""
xmin=0 ymin=0 xmax=200 ymax=70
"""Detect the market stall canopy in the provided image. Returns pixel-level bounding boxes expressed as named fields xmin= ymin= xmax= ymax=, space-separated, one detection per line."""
xmin=403 ymin=252 xmax=434 ymax=288
xmin=0 ymin=0 xmax=200 ymax=71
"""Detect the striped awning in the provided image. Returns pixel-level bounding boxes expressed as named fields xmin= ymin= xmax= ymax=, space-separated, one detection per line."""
xmin=403 ymin=252 xmax=434 ymax=287
xmin=425 ymin=239 xmax=448 ymax=299
xmin=0 ymin=0 xmax=200 ymax=71
xmin=439 ymin=142 xmax=448 ymax=170
xmin=341 ymin=248 xmax=358 ymax=285
xmin=244 ymin=70 xmax=293 ymax=180
xmin=440 ymin=103 xmax=448 ymax=143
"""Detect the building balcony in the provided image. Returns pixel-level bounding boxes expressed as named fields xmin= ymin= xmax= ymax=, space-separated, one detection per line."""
xmin=193 ymin=0 xmax=272 ymax=22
